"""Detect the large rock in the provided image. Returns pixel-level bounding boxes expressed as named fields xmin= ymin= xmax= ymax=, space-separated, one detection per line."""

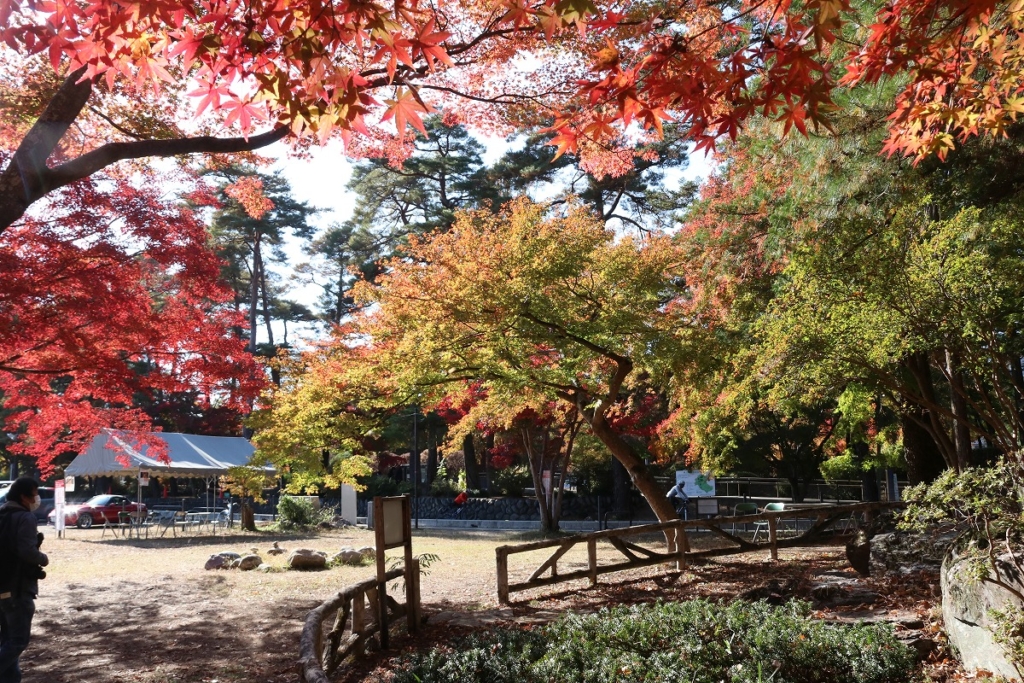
xmin=871 ymin=530 xmax=956 ymax=575
xmin=943 ymin=549 xmax=1024 ymax=680
xmin=204 ymin=551 xmax=241 ymax=570
xmin=331 ymin=548 xmax=365 ymax=566
xmin=237 ymin=554 xmax=262 ymax=571
xmin=288 ymin=548 xmax=328 ymax=570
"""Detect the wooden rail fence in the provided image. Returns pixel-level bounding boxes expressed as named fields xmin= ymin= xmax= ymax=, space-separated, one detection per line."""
xmin=299 ymin=560 xmax=421 ymax=683
xmin=496 ymin=501 xmax=901 ymax=604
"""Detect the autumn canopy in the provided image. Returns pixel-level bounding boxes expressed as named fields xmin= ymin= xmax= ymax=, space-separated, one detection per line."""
xmin=2 ymin=0 xmax=1023 ymax=482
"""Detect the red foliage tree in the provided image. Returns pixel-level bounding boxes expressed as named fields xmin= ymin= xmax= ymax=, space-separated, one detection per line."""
xmin=0 ymin=166 xmax=263 ymax=472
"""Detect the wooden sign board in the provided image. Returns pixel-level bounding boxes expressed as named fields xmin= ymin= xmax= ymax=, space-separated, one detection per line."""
xmin=372 ymin=495 xmax=413 ymax=650
xmin=380 ymin=497 xmax=406 ymax=548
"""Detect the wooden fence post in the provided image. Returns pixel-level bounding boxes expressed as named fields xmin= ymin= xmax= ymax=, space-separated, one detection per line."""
xmin=587 ymin=538 xmax=598 ymax=586
xmin=496 ymin=547 xmax=510 ymax=604
xmin=676 ymin=523 xmax=688 ymax=570
xmin=768 ymin=516 xmax=778 ymax=562
xmin=407 ymin=557 xmax=421 ymax=634
xmin=352 ymin=590 xmax=366 ymax=657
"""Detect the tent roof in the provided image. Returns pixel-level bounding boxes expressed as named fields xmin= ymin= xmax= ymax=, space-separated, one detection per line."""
xmin=65 ymin=430 xmax=269 ymax=479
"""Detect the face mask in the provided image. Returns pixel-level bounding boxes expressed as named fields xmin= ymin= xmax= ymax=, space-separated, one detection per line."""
xmin=28 ymin=495 xmax=40 ymax=512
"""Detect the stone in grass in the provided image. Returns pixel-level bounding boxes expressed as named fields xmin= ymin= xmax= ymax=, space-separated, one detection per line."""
xmin=237 ymin=554 xmax=262 ymax=571
xmin=257 ymin=563 xmax=273 ymax=573
xmin=357 ymin=546 xmax=374 ymax=560
xmin=331 ymin=548 xmax=365 ymax=566
xmin=266 ymin=541 xmax=287 ymax=556
xmin=204 ymin=552 xmax=241 ymax=570
xmin=288 ymin=548 xmax=328 ymax=570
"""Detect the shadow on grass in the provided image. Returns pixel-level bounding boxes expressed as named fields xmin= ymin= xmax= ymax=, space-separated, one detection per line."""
xmin=30 ymin=577 xmax=313 ymax=683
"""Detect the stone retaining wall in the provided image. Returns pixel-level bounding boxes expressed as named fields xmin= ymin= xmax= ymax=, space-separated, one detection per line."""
xmin=357 ymin=494 xmax=614 ymax=520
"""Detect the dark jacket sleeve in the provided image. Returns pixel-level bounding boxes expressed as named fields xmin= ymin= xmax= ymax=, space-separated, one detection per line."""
xmin=13 ymin=512 xmax=48 ymax=567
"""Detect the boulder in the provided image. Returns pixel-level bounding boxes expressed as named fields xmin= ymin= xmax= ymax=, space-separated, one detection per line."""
xmin=238 ymin=554 xmax=262 ymax=571
xmin=846 ymin=531 xmax=872 ymax=576
xmin=257 ymin=563 xmax=273 ymax=573
xmin=871 ymin=530 xmax=956 ymax=575
xmin=288 ymin=548 xmax=328 ymax=570
xmin=357 ymin=546 xmax=375 ymax=560
xmin=943 ymin=549 xmax=1024 ymax=680
xmin=331 ymin=548 xmax=365 ymax=566
xmin=204 ymin=551 xmax=242 ymax=570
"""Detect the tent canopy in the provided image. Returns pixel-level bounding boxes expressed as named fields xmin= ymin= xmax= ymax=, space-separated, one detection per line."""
xmin=65 ymin=430 xmax=270 ymax=479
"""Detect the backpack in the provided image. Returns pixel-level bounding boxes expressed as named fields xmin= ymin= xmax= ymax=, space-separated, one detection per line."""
xmin=0 ymin=508 xmax=23 ymax=595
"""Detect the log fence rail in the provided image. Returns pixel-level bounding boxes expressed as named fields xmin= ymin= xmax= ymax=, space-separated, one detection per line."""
xmin=496 ymin=501 xmax=901 ymax=604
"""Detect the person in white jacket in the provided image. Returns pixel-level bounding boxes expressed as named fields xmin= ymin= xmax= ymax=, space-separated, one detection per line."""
xmin=666 ymin=482 xmax=689 ymax=520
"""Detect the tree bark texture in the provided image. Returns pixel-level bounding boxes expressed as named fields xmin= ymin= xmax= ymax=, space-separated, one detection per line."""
xmin=901 ymin=409 xmax=947 ymax=484
xmin=0 ymin=67 xmax=290 ymax=232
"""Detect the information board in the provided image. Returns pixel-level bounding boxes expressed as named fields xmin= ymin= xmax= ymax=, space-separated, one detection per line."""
xmin=674 ymin=470 xmax=716 ymax=498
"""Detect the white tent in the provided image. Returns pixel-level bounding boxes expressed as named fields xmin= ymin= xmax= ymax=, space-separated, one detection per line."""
xmin=65 ymin=430 xmax=268 ymax=479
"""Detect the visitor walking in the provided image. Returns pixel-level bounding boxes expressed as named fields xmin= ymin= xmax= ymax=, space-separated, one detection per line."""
xmin=666 ymin=482 xmax=689 ymax=521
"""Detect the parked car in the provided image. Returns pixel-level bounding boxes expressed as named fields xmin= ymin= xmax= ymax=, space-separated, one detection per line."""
xmin=49 ymin=494 xmax=146 ymax=529
xmin=0 ymin=486 xmax=56 ymax=523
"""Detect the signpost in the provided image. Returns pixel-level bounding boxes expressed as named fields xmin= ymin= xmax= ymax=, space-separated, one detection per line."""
xmin=54 ymin=480 xmax=65 ymax=538
xmin=372 ymin=496 xmax=414 ymax=649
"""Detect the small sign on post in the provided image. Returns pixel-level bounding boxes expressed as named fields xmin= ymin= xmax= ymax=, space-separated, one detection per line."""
xmin=373 ymin=496 xmax=414 ymax=649
xmin=54 ymin=480 xmax=65 ymax=538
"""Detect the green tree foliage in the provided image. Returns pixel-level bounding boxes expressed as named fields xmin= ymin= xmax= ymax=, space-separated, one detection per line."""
xmin=204 ymin=164 xmax=316 ymax=358
xmin=672 ymin=84 xmax=1024 ymax=484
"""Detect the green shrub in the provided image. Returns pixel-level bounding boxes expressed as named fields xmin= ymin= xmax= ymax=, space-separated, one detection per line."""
xmin=380 ymin=599 xmax=914 ymax=683
xmin=430 ymin=477 xmax=459 ymax=497
xmin=276 ymin=496 xmax=318 ymax=528
xmin=493 ymin=465 xmax=532 ymax=497
xmin=357 ymin=474 xmax=412 ymax=499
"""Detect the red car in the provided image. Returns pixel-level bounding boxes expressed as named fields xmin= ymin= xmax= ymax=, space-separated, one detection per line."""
xmin=49 ymin=494 xmax=147 ymax=529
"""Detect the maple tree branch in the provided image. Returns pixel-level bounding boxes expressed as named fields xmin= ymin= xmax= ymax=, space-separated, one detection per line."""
xmin=518 ymin=308 xmax=629 ymax=365
xmin=0 ymin=64 xmax=290 ymax=232
xmin=0 ymin=66 xmax=92 ymax=234
xmin=44 ymin=125 xmax=290 ymax=198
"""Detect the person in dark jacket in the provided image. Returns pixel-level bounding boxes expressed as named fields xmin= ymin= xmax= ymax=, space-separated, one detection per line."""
xmin=0 ymin=477 xmax=49 ymax=683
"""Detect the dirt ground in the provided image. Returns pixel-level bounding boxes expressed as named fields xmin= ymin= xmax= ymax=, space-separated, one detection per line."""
xmin=20 ymin=526 xmax=951 ymax=683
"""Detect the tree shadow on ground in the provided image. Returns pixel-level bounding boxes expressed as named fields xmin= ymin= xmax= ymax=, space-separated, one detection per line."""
xmin=29 ymin=577 xmax=316 ymax=683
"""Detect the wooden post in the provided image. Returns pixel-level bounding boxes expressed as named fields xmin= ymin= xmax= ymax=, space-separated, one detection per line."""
xmin=352 ymin=590 xmax=366 ymax=656
xmin=402 ymin=498 xmax=416 ymax=634
xmin=676 ymin=523 xmax=689 ymax=570
xmin=373 ymin=497 xmax=390 ymax=650
xmin=768 ymin=516 xmax=778 ymax=562
xmin=406 ymin=557 xmax=420 ymax=634
xmin=496 ymin=547 xmax=510 ymax=604
xmin=587 ymin=538 xmax=598 ymax=586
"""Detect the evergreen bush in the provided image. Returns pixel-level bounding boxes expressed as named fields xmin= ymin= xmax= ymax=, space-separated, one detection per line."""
xmin=382 ymin=599 xmax=914 ymax=683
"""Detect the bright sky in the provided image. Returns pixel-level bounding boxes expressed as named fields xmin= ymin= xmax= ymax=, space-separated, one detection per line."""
xmin=261 ymin=135 xmax=716 ymax=346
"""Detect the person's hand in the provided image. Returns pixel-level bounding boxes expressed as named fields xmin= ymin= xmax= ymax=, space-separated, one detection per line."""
xmin=36 ymin=532 xmax=43 ymax=547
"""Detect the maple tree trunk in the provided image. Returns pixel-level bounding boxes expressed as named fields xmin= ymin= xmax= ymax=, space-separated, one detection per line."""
xmin=901 ymin=409 xmax=946 ymax=484
xmin=906 ymin=353 xmax=959 ymax=469
xmin=945 ymin=349 xmax=973 ymax=471
xmin=241 ymin=501 xmax=256 ymax=531
xmin=426 ymin=422 xmax=438 ymax=484
xmin=0 ymin=66 xmax=289 ymax=232
xmin=462 ymin=434 xmax=480 ymax=491
xmin=590 ymin=419 xmax=676 ymax=523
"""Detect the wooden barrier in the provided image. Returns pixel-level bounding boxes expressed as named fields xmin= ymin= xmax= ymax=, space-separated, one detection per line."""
xmin=496 ymin=501 xmax=901 ymax=604
xmin=298 ymin=560 xmax=421 ymax=683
